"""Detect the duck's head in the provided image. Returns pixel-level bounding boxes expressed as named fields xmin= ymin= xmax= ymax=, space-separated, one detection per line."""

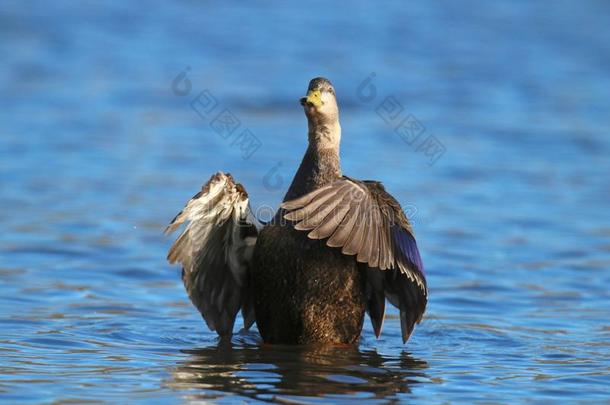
xmin=300 ymin=77 xmax=339 ymax=125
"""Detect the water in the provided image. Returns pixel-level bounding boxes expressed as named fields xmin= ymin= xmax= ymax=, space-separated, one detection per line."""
xmin=1 ymin=1 xmax=610 ymax=402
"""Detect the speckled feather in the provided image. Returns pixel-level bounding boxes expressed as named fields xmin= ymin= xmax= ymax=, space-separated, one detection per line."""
xmin=165 ymin=172 xmax=257 ymax=336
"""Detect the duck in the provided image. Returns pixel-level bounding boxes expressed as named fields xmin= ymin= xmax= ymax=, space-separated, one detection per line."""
xmin=166 ymin=77 xmax=427 ymax=345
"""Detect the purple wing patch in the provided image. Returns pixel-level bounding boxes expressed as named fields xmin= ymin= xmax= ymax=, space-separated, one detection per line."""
xmin=392 ymin=226 xmax=424 ymax=274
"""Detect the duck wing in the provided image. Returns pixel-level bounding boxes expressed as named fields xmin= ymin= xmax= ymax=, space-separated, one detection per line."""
xmin=281 ymin=177 xmax=427 ymax=343
xmin=166 ymin=172 xmax=258 ymax=337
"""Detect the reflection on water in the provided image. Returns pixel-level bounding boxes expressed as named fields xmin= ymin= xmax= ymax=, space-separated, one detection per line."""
xmin=2 ymin=0 xmax=610 ymax=403
xmin=169 ymin=338 xmax=429 ymax=402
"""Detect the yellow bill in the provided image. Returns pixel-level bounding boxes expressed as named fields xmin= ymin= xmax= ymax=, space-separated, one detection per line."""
xmin=305 ymin=89 xmax=322 ymax=107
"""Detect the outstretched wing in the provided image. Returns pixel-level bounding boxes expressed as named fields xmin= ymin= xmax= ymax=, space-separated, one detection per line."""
xmin=281 ymin=177 xmax=427 ymax=343
xmin=165 ymin=172 xmax=258 ymax=337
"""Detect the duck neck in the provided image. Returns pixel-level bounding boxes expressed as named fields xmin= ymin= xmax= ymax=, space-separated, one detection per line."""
xmin=284 ymin=121 xmax=342 ymax=201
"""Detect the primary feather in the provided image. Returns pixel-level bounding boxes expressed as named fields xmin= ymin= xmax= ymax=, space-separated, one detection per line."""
xmin=165 ymin=172 xmax=258 ymax=336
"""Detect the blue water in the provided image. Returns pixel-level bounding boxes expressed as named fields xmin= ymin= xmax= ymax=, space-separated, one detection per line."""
xmin=2 ymin=1 xmax=610 ymax=403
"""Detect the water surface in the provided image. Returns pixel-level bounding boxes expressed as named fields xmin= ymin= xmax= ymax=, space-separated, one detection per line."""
xmin=1 ymin=1 xmax=610 ymax=403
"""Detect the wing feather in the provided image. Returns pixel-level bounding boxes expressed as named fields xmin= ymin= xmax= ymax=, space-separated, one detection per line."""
xmin=364 ymin=265 xmax=386 ymax=338
xmin=327 ymin=203 xmax=360 ymax=247
xmin=366 ymin=207 xmax=381 ymax=268
xmin=341 ymin=202 xmax=367 ymax=256
xmin=294 ymin=190 xmax=342 ymax=231
xmin=284 ymin=183 xmax=350 ymax=222
xmin=308 ymin=193 xmax=352 ymax=240
xmin=281 ymin=177 xmax=428 ymax=343
xmin=377 ymin=219 xmax=390 ymax=270
xmin=356 ymin=204 xmax=375 ymax=263
xmin=166 ymin=172 xmax=258 ymax=337
xmin=280 ymin=183 xmax=333 ymax=210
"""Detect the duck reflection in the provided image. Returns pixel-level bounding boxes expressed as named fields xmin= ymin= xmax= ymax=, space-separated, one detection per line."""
xmin=168 ymin=336 xmax=429 ymax=402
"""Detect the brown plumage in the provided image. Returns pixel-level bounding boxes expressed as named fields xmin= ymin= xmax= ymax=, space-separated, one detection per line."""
xmin=166 ymin=77 xmax=427 ymax=344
